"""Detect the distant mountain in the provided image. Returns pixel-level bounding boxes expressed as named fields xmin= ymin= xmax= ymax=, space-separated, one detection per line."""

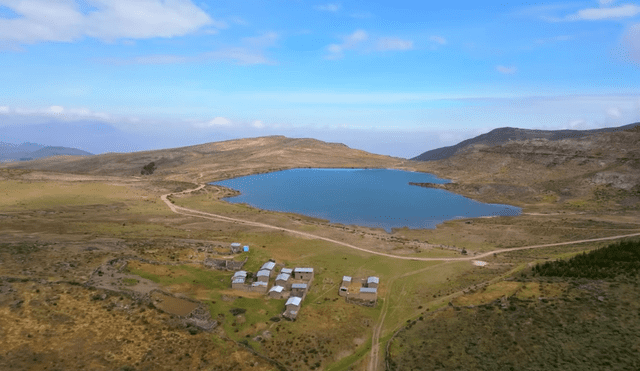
xmin=0 ymin=142 xmax=92 ymax=162
xmin=411 ymin=123 xmax=640 ymax=161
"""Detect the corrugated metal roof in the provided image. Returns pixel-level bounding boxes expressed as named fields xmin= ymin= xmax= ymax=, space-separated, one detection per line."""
xmin=280 ymin=268 xmax=293 ymax=274
xmin=231 ymin=242 xmax=241 ymax=247
xmin=269 ymin=285 xmax=284 ymax=293
xmin=342 ymin=276 xmax=352 ymax=282
xmin=276 ymin=273 xmax=290 ymax=281
xmin=256 ymin=270 xmax=270 ymax=277
xmin=294 ymin=267 xmax=314 ymax=273
xmin=232 ymin=278 xmax=245 ymax=284
xmin=367 ymin=276 xmax=380 ymax=284
xmin=252 ymin=281 xmax=268 ymax=287
xmin=291 ymin=283 xmax=307 ymax=289
xmin=286 ymin=296 xmax=302 ymax=306
xmin=360 ymin=287 xmax=377 ymax=293
xmin=261 ymin=261 xmax=276 ymax=270
xmin=233 ymin=270 xmax=247 ymax=277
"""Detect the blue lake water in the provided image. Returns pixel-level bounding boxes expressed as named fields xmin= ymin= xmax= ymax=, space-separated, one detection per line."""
xmin=212 ymin=168 xmax=520 ymax=232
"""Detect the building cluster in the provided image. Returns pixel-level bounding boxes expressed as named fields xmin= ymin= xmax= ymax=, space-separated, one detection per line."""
xmin=338 ymin=275 xmax=379 ymax=306
xmin=230 ymin=260 xmax=314 ymax=320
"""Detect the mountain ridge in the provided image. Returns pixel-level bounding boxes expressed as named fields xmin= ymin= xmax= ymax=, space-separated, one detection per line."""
xmin=411 ymin=123 xmax=640 ymax=161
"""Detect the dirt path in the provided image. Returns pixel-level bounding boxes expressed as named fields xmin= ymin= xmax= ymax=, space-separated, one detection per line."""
xmin=161 ymin=185 xmax=640 ymax=263
xmin=162 ymin=185 xmax=640 ymax=371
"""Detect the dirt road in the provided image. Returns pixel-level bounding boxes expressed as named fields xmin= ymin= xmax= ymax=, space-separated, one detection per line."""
xmin=161 ymin=185 xmax=640 ymax=263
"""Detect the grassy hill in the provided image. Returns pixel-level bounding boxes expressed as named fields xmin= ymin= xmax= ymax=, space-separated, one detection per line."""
xmin=2 ymin=135 xmax=407 ymax=182
xmin=387 ymin=239 xmax=640 ymax=371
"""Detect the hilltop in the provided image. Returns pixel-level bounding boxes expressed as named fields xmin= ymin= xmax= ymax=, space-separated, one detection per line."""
xmin=2 ymin=135 xmax=406 ymax=182
xmin=411 ymin=123 xmax=639 ymax=162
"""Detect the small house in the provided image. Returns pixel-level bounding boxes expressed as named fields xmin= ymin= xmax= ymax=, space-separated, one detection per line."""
xmin=256 ymin=270 xmax=271 ymax=283
xmin=341 ymin=276 xmax=352 ymax=287
xmin=275 ymin=273 xmax=291 ymax=288
xmin=251 ymin=281 xmax=268 ymax=293
xmin=367 ymin=276 xmax=379 ymax=289
xmin=231 ymin=277 xmax=246 ymax=290
xmin=284 ymin=296 xmax=302 ymax=319
xmin=359 ymin=287 xmax=377 ymax=301
xmin=261 ymin=261 xmax=276 ymax=274
xmin=230 ymin=242 xmax=242 ymax=254
xmin=268 ymin=285 xmax=287 ymax=299
xmin=291 ymin=283 xmax=308 ymax=297
xmin=280 ymin=267 xmax=293 ymax=275
xmin=293 ymin=267 xmax=314 ymax=281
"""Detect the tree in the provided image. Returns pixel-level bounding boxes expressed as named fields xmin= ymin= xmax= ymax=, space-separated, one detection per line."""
xmin=141 ymin=161 xmax=156 ymax=175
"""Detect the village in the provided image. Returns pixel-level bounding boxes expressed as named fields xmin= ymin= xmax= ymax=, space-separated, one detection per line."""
xmin=222 ymin=242 xmax=380 ymax=320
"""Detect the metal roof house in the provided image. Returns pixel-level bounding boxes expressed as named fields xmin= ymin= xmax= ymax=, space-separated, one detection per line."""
xmin=233 ymin=271 xmax=247 ymax=278
xmin=275 ymin=273 xmax=291 ymax=289
xmin=268 ymin=285 xmax=287 ymax=299
xmin=256 ymin=269 xmax=271 ymax=282
xmin=359 ymin=287 xmax=377 ymax=301
xmin=261 ymin=261 xmax=276 ymax=271
xmin=293 ymin=267 xmax=314 ymax=281
xmin=291 ymin=283 xmax=308 ymax=297
xmin=367 ymin=276 xmax=379 ymax=288
xmin=284 ymin=296 xmax=302 ymax=319
xmin=280 ymin=267 xmax=293 ymax=275
xmin=251 ymin=281 xmax=268 ymax=293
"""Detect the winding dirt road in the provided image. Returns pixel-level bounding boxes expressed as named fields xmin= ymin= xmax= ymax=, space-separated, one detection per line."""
xmin=161 ymin=184 xmax=640 ymax=371
xmin=161 ymin=185 xmax=640 ymax=263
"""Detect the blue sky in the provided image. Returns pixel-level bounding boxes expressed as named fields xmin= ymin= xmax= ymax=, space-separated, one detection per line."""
xmin=1 ymin=0 xmax=639 ymax=157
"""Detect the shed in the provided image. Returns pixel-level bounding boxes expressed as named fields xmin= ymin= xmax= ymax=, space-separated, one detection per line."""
xmin=230 ymin=242 xmax=242 ymax=253
xmin=256 ymin=270 xmax=271 ymax=283
xmin=291 ymin=283 xmax=308 ymax=297
xmin=293 ymin=267 xmax=314 ymax=281
xmin=233 ymin=270 xmax=247 ymax=278
xmin=367 ymin=276 xmax=379 ymax=289
xmin=280 ymin=268 xmax=293 ymax=275
xmin=243 ymin=246 xmax=250 ymax=252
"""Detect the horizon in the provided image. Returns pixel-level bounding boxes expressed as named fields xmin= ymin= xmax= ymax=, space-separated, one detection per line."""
xmin=1 ymin=0 xmax=640 ymax=158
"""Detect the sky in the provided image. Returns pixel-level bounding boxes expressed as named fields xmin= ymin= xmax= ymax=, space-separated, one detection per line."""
xmin=1 ymin=0 xmax=639 ymax=158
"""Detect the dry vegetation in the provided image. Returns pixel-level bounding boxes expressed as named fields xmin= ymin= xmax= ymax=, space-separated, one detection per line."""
xmin=1 ymin=131 xmax=639 ymax=370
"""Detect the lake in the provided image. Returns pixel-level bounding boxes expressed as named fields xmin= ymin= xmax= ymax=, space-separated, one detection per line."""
xmin=212 ymin=168 xmax=520 ymax=232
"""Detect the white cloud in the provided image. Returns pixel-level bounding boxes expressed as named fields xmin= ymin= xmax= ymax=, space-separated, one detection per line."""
xmin=565 ymin=4 xmax=640 ymax=21
xmin=429 ymin=35 xmax=447 ymax=45
xmin=204 ymin=47 xmax=273 ymax=65
xmin=205 ymin=117 xmax=232 ymax=127
xmin=621 ymin=23 xmax=640 ymax=64
xmin=0 ymin=0 xmax=214 ymax=44
xmin=252 ymin=120 xmax=265 ymax=129
xmin=599 ymin=0 xmax=617 ymax=6
xmin=326 ymin=29 xmax=368 ymax=59
xmin=0 ymin=106 xmax=9 ymax=114
xmin=376 ymin=37 xmax=413 ymax=51
xmin=316 ymin=3 xmax=341 ymax=12
xmin=607 ymin=107 xmax=622 ymax=118
xmin=242 ymin=32 xmax=279 ymax=48
xmin=47 ymin=105 xmax=65 ymax=114
xmin=496 ymin=65 xmax=517 ymax=74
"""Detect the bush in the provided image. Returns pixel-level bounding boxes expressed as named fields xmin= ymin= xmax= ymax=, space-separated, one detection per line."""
xmin=141 ymin=161 xmax=156 ymax=175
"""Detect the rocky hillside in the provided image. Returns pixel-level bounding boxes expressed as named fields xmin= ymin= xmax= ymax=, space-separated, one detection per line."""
xmin=411 ymin=123 xmax=639 ymax=161
xmin=414 ymin=124 xmax=640 ymax=210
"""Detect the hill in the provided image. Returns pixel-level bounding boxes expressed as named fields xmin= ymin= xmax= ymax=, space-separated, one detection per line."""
xmin=387 ymin=238 xmax=640 ymax=371
xmin=411 ymin=123 xmax=639 ymax=161
xmin=412 ymin=124 xmax=640 ymax=210
xmin=0 ymin=142 xmax=93 ymax=162
xmin=1 ymin=135 xmax=406 ymax=182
